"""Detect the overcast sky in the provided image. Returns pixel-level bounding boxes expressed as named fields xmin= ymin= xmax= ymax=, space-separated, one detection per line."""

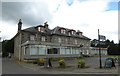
xmin=0 ymin=0 xmax=119 ymax=43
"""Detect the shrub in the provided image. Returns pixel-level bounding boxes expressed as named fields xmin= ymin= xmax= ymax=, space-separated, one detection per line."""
xmin=37 ymin=58 xmax=45 ymax=66
xmin=58 ymin=57 xmax=63 ymax=61
xmin=33 ymin=60 xmax=38 ymax=64
xmin=78 ymin=55 xmax=84 ymax=59
xmin=78 ymin=59 xmax=85 ymax=68
xmin=58 ymin=59 xmax=66 ymax=68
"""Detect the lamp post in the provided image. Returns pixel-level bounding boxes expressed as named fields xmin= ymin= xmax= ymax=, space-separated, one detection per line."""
xmin=98 ymin=29 xmax=102 ymax=69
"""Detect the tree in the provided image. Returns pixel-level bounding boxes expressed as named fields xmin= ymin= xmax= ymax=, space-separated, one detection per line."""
xmin=91 ymin=39 xmax=98 ymax=47
xmin=91 ymin=39 xmax=119 ymax=55
xmin=2 ymin=38 xmax=14 ymax=57
xmin=107 ymin=40 xmax=119 ymax=55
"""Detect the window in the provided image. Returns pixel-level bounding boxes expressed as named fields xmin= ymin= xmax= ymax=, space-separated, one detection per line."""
xmin=65 ymin=38 xmax=68 ymax=44
xmin=38 ymin=27 xmax=44 ymax=32
xmin=66 ymin=48 xmax=71 ymax=54
xmin=80 ymin=33 xmax=82 ymax=36
xmin=47 ymin=48 xmax=58 ymax=54
xmin=30 ymin=47 xmax=38 ymax=55
xmin=61 ymin=29 xmax=66 ymax=34
xmin=60 ymin=48 xmax=66 ymax=54
xmin=39 ymin=47 xmax=46 ymax=55
xmin=75 ymin=40 xmax=77 ymax=44
xmin=58 ymin=38 xmax=61 ymax=43
xmin=24 ymin=46 xmax=29 ymax=55
xmin=68 ymin=32 xmax=71 ymax=36
xmin=30 ymin=35 xmax=35 ymax=41
xmin=41 ymin=36 xmax=46 ymax=41
xmin=71 ymin=31 xmax=75 ymax=35
xmin=76 ymin=49 xmax=80 ymax=54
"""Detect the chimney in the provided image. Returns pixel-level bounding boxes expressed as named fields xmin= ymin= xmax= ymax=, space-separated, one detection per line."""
xmin=44 ymin=22 xmax=49 ymax=29
xmin=18 ymin=19 xmax=22 ymax=32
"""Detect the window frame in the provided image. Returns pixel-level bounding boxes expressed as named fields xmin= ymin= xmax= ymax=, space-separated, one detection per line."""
xmin=30 ymin=35 xmax=35 ymax=41
xmin=41 ymin=36 xmax=46 ymax=42
xmin=61 ymin=29 xmax=66 ymax=34
xmin=38 ymin=27 xmax=44 ymax=32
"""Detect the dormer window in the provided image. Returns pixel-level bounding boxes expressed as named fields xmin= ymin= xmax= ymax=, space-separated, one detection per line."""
xmin=38 ymin=27 xmax=44 ymax=32
xmin=79 ymin=33 xmax=82 ymax=36
xmin=76 ymin=30 xmax=83 ymax=36
xmin=60 ymin=29 xmax=66 ymax=34
xmin=68 ymin=32 xmax=71 ymax=36
xmin=71 ymin=30 xmax=75 ymax=35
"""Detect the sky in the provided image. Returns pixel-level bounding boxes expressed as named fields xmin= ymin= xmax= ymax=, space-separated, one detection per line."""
xmin=0 ymin=0 xmax=119 ymax=43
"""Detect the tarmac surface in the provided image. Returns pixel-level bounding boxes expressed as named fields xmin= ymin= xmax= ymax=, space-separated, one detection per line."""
xmin=2 ymin=56 xmax=120 ymax=75
xmin=14 ymin=56 xmax=119 ymax=74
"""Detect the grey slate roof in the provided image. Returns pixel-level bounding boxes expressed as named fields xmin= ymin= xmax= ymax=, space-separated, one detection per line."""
xmin=22 ymin=25 xmax=52 ymax=35
xmin=51 ymin=26 xmax=91 ymax=40
xmin=22 ymin=25 xmax=91 ymax=40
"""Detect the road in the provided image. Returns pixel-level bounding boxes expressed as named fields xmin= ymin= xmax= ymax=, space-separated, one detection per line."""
xmin=2 ymin=58 xmax=45 ymax=74
xmin=2 ymin=58 xmax=120 ymax=75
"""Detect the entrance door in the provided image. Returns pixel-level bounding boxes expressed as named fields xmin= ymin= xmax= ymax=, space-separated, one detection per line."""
xmin=47 ymin=48 xmax=58 ymax=54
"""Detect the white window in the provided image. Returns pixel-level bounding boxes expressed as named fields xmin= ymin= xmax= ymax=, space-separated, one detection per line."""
xmin=71 ymin=31 xmax=75 ymax=35
xmin=38 ymin=27 xmax=41 ymax=31
xmin=79 ymin=33 xmax=82 ymax=36
xmin=72 ymin=48 xmax=76 ymax=54
xmin=66 ymin=38 xmax=68 ymax=44
xmin=82 ymin=50 xmax=85 ymax=54
xmin=68 ymin=32 xmax=71 ymax=36
xmin=87 ymin=50 xmax=89 ymax=55
xmin=75 ymin=40 xmax=77 ymax=44
xmin=38 ymin=27 xmax=44 ymax=32
xmin=61 ymin=29 xmax=66 ymax=34
xmin=38 ymin=47 xmax=46 ymax=55
xmin=76 ymin=49 xmax=79 ymax=54
xmin=66 ymin=48 xmax=70 ymax=54
xmin=30 ymin=35 xmax=35 ymax=41
xmin=60 ymin=48 xmax=66 ymax=54
xmin=58 ymin=38 xmax=61 ymax=43
xmin=30 ymin=47 xmax=38 ymax=55
xmin=41 ymin=36 xmax=46 ymax=41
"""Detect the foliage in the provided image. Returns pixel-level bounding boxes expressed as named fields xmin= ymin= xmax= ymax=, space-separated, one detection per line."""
xmin=78 ymin=59 xmax=85 ymax=68
xmin=58 ymin=57 xmax=64 ymax=61
xmin=91 ymin=39 xmax=120 ymax=55
xmin=78 ymin=55 xmax=84 ymax=59
xmin=33 ymin=60 xmax=38 ymax=64
xmin=37 ymin=58 xmax=45 ymax=66
xmin=58 ymin=59 xmax=66 ymax=68
xmin=2 ymin=39 xmax=14 ymax=57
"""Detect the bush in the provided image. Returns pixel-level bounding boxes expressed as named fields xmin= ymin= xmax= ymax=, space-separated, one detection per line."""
xmin=78 ymin=59 xmax=85 ymax=68
xmin=37 ymin=58 xmax=45 ymax=66
xmin=58 ymin=59 xmax=66 ymax=68
xmin=58 ymin=57 xmax=63 ymax=61
xmin=33 ymin=60 xmax=38 ymax=64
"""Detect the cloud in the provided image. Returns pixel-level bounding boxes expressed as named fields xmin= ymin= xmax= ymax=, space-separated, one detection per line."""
xmin=2 ymin=2 xmax=52 ymax=26
xmin=0 ymin=0 xmax=118 ymax=43
xmin=51 ymin=0 xmax=118 ymax=43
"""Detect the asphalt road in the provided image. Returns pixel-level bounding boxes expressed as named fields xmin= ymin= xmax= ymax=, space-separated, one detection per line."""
xmin=0 ymin=58 xmax=119 ymax=76
xmin=2 ymin=58 xmax=45 ymax=74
